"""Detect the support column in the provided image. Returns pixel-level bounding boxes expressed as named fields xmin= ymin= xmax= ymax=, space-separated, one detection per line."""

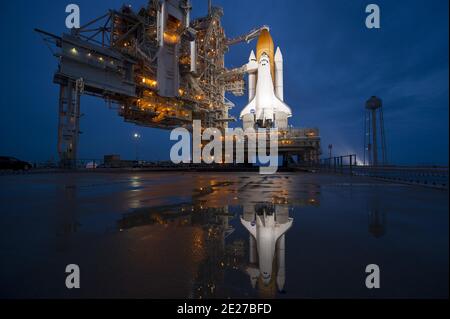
xmin=57 ymin=81 xmax=81 ymax=168
xmin=372 ymin=109 xmax=378 ymax=166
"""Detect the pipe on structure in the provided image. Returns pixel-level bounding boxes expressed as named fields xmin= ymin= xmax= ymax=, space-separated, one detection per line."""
xmin=157 ymin=1 xmax=165 ymax=47
xmin=208 ymin=0 xmax=212 ymax=15
xmin=190 ymin=41 xmax=196 ymax=73
xmin=184 ymin=0 xmax=191 ymax=26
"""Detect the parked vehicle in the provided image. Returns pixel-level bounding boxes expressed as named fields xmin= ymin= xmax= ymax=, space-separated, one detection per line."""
xmin=0 ymin=156 xmax=32 ymax=170
xmin=85 ymin=161 xmax=98 ymax=169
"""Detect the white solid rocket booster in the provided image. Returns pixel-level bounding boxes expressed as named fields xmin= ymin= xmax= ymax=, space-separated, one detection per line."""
xmin=248 ymin=50 xmax=257 ymax=101
xmin=274 ymin=47 xmax=283 ymax=101
xmin=276 ymin=234 xmax=286 ymax=292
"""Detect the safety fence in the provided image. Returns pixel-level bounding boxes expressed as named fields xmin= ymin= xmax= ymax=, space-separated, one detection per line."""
xmin=316 ymin=155 xmax=448 ymax=189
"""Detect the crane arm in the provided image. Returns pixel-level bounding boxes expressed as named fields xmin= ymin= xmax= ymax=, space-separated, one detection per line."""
xmin=225 ymin=25 xmax=269 ymax=46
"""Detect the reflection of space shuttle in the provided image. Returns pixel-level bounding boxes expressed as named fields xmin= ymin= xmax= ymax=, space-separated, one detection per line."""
xmin=240 ymin=29 xmax=292 ymax=129
xmin=241 ymin=207 xmax=293 ymax=288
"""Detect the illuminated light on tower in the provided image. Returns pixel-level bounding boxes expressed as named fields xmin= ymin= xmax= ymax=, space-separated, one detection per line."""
xmin=364 ymin=96 xmax=387 ymax=166
xmin=133 ymin=133 xmax=141 ymax=161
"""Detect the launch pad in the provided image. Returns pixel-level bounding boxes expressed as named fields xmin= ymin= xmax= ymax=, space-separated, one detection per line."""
xmin=36 ymin=0 xmax=321 ymax=167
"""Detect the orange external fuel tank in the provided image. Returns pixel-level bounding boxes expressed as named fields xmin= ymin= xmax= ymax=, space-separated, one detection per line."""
xmin=256 ymin=29 xmax=275 ymax=84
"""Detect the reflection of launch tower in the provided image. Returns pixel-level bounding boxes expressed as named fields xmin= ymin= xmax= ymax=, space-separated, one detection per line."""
xmin=364 ymin=96 xmax=387 ymax=166
xmin=368 ymin=192 xmax=387 ymax=238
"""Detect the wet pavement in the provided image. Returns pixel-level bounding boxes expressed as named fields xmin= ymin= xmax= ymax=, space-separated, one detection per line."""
xmin=0 ymin=172 xmax=448 ymax=298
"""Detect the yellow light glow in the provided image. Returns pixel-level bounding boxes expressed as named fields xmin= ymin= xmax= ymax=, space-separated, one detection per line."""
xmin=142 ymin=78 xmax=157 ymax=87
xmin=163 ymin=32 xmax=179 ymax=44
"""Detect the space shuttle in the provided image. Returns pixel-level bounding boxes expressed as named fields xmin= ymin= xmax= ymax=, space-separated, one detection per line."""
xmin=240 ymin=29 xmax=292 ymax=130
xmin=240 ymin=210 xmax=293 ymax=286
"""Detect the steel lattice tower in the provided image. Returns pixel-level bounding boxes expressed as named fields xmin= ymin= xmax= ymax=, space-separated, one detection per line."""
xmin=364 ymin=96 xmax=387 ymax=166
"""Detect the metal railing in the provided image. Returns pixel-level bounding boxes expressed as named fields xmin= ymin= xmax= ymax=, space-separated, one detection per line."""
xmin=352 ymin=166 xmax=448 ymax=189
xmin=318 ymin=154 xmax=357 ymax=174
xmin=316 ymin=155 xmax=448 ymax=189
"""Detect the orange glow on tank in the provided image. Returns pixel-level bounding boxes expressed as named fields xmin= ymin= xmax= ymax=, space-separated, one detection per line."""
xmin=256 ymin=29 xmax=275 ymax=84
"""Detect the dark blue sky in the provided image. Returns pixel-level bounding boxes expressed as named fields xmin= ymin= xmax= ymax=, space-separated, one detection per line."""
xmin=0 ymin=0 xmax=448 ymax=165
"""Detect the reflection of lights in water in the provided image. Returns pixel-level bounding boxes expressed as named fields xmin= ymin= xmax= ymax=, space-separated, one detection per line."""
xmin=130 ymin=176 xmax=142 ymax=189
xmin=126 ymin=177 xmax=143 ymax=209
xmin=128 ymin=199 xmax=141 ymax=209
xmin=191 ymin=228 xmax=205 ymax=263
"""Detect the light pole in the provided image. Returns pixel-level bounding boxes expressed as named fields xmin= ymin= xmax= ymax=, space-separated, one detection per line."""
xmin=328 ymin=144 xmax=333 ymax=168
xmin=133 ymin=133 xmax=141 ymax=161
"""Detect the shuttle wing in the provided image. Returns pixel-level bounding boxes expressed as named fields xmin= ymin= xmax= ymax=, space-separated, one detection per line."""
xmin=240 ymin=217 xmax=257 ymax=238
xmin=275 ymin=218 xmax=293 ymax=239
xmin=273 ymin=96 xmax=292 ymax=117
xmin=240 ymin=97 xmax=256 ymax=119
